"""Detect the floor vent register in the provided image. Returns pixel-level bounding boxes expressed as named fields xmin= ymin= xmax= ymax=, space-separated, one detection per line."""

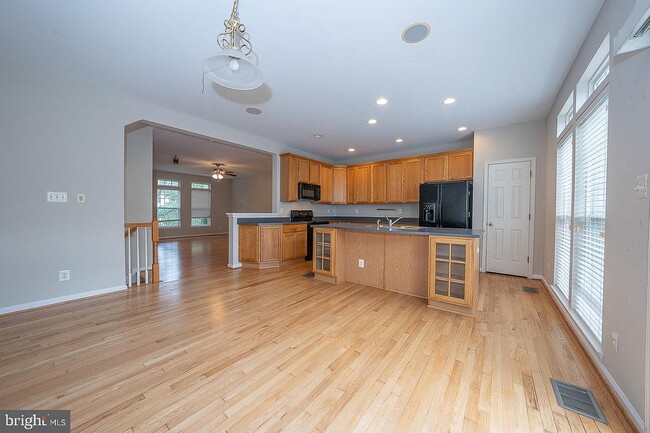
xmin=550 ymin=378 xmax=607 ymax=424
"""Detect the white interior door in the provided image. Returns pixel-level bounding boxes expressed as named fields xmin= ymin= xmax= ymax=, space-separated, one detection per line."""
xmin=485 ymin=160 xmax=531 ymax=276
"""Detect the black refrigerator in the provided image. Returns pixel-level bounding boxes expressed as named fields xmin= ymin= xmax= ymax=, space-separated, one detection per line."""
xmin=419 ymin=181 xmax=472 ymax=228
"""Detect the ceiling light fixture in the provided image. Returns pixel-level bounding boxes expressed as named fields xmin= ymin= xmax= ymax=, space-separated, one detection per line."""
xmin=458 ymin=126 xmax=468 ymax=132
xmin=313 ymin=133 xmax=323 ymax=139
xmin=172 ymin=155 xmax=179 ymax=164
xmin=443 ymin=98 xmax=456 ymax=105
xmin=402 ymin=22 xmax=431 ymax=44
xmin=376 ymin=97 xmax=388 ymax=105
xmin=395 ymin=138 xmax=404 ymax=143
xmin=367 ymin=119 xmax=378 ymax=125
xmin=203 ymin=0 xmax=263 ymax=91
xmin=348 ymin=148 xmax=356 ymax=152
xmin=245 ymin=107 xmax=262 ymax=115
xmin=211 ymin=163 xmax=237 ymax=180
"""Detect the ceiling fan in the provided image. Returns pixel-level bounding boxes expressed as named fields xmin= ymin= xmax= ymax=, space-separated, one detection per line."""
xmin=212 ymin=163 xmax=237 ymax=180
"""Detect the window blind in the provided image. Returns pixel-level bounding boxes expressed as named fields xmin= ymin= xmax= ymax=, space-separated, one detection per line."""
xmin=572 ymin=95 xmax=608 ymax=342
xmin=554 ymin=135 xmax=573 ymax=299
xmin=191 ymin=189 xmax=211 ymax=218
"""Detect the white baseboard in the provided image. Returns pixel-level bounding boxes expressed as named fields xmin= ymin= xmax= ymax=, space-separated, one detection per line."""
xmin=534 ymin=275 xmax=645 ymax=432
xmin=0 ymin=285 xmax=128 ymax=316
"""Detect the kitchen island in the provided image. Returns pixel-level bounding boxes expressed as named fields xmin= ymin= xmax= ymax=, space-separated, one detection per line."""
xmin=312 ymin=223 xmax=483 ymax=315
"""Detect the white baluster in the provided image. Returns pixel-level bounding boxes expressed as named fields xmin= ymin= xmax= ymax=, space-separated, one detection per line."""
xmin=136 ymin=227 xmax=140 ymax=286
xmin=144 ymin=227 xmax=149 ymax=284
xmin=127 ymin=227 xmax=132 ymax=288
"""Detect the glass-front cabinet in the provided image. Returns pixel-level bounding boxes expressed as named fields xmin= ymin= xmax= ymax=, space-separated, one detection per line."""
xmin=428 ymin=236 xmax=475 ymax=308
xmin=313 ymin=228 xmax=336 ymax=277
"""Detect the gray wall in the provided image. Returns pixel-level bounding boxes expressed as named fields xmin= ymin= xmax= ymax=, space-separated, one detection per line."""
xmin=473 ymin=119 xmax=547 ymax=275
xmin=153 ymin=170 xmax=231 ymax=238
xmin=125 ymin=127 xmax=153 ymax=223
xmin=230 ymin=174 xmax=273 ymax=213
xmin=543 ymin=0 xmax=649 ymax=418
xmin=0 ymin=58 xmax=295 ymax=310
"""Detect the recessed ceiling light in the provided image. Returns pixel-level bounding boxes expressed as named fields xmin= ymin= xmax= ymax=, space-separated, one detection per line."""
xmin=348 ymin=148 xmax=356 ymax=152
xmin=458 ymin=126 xmax=468 ymax=132
xmin=395 ymin=138 xmax=404 ymax=143
xmin=367 ymin=119 xmax=378 ymax=125
xmin=402 ymin=22 xmax=431 ymax=44
xmin=376 ymin=97 xmax=388 ymax=105
xmin=443 ymin=98 xmax=456 ymax=105
xmin=313 ymin=133 xmax=323 ymax=138
xmin=245 ymin=107 xmax=262 ymax=115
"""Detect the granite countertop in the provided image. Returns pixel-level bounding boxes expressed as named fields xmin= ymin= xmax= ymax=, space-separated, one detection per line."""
xmin=237 ymin=216 xmax=419 ymax=226
xmin=316 ymin=223 xmax=484 ymax=238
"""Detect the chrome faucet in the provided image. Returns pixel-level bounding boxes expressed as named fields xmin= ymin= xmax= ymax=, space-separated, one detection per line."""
xmin=385 ymin=216 xmax=403 ymax=230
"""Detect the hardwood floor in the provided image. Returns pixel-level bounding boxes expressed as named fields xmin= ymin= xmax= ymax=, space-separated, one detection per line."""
xmin=0 ymin=235 xmax=636 ymax=432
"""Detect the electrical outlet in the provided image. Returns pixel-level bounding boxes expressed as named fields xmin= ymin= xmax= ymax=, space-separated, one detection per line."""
xmin=611 ymin=330 xmax=619 ymax=352
xmin=59 ymin=270 xmax=70 ymax=281
xmin=77 ymin=193 xmax=86 ymax=203
xmin=358 ymin=259 xmax=365 ymax=268
xmin=397 ymin=208 xmax=402 ymax=214
xmin=355 ymin=208 xmax=359 ymax=214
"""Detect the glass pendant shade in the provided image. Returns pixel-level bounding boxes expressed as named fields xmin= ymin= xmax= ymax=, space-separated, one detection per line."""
xmin=204 ymin=49 xmax=263 ymax=90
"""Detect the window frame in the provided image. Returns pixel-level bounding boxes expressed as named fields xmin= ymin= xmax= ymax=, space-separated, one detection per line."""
xmin=156 ymin=180 xmax=181 ymax=228
xmin=190 ymin=182 xmax=212 ymax=227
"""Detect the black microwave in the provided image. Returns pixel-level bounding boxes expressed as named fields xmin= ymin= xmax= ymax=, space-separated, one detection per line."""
xmin=298 ymin=182 xmax=320 ymax=201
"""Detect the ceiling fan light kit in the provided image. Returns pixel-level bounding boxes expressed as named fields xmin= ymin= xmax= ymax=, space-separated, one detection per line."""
xmin=203 ymin=0 xmax=263 ymax=90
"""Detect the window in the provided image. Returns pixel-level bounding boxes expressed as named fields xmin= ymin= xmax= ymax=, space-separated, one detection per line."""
xmin=191 ymin=182 xmax=211 ymax=227
xmin=572 ymin=95 xmax=608 ymax=342
xmin=553 ymin=41 xmax=610 ymax=349
xmin=554 ymin=135 xmax=573 ymax=299
xmin=157 ymin=180 xmax=180 ymax=228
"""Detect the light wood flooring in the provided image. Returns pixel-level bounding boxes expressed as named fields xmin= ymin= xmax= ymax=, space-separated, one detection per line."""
xmin=0 ymin=235 xmax=636 ymax=432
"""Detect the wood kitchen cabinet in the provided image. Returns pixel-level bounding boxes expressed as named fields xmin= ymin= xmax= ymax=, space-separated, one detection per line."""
xmin=386 ymin=161 xmax=403 ymax=203
xmin=447 ymin=149 xmax=474 ymax=180
xmin=346 ymin=167 xmax=356 ymax=203
xmin=354 ymin=165 xmax=371 ymax=203
xmin=423 ymin=154 xmax=448 ymax=182
xmin=298 ymin=158 xmax=310 ymax=183
xmin=281 ymin=224 xmax=307 ymax=261
xmin=319 ymin=165 xmax=333 ymax=203
xmin=332 ymin=166 xmax=347 ymax=204
xmin=402 ymin=158 xmax=422 ymax=203
xmin=428 ymin=236 xmax=479 ymax=315
xmin=280 ymin=154 xmax=299 ymax=202
xmin=239 ymin=225 xmax=282 ymax=268
xmin=371 ymin=163 xmax=386 ymax=203
xmin=313 ymin=227 xmax=346 ymax=284
xmin=309 ymin=161 xmax=320 ymax=184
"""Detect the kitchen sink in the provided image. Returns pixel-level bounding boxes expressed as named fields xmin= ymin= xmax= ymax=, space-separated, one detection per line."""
xmin=394 ymin=225 xmax=427 ymax=230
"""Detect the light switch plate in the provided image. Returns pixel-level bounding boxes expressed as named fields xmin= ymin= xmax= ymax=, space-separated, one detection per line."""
xmin=47 ymin=192 xmax=68 ymax=203
xmin=635 ymin=174 xmax=648 ymax=199
xmin=358 ymin=259 xmax=365 ymax=268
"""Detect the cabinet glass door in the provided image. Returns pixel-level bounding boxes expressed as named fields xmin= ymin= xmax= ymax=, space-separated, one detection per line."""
xmin=314 ymin=230 xmax=334 ymax=275
xmin=430 ymin=237 xmax=470 ymax=306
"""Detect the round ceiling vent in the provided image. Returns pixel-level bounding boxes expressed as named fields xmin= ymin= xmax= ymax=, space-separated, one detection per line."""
xmin=246 ymin=107 xmax=262 ymax=115
xmin=402 ymin=22 xmax=431 ymax=43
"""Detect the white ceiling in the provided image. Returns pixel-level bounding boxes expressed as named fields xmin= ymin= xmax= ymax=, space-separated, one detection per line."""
xmin=0 ymin=0 xmax=604 ymax=162
xmin=151 ymin=127 xmax=273 ymax=178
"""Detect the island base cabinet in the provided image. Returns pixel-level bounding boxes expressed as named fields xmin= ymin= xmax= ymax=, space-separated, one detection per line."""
xmin=313 ymin=228 xmax=346 ymax=284
xmin=427 ymin=236 xmax=480 ymax=316
xmin=238 ymin=225 xmax=283 ymax=269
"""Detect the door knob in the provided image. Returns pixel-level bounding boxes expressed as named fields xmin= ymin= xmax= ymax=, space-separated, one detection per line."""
xmin=488 ymin=222 xmax=493 ymax=227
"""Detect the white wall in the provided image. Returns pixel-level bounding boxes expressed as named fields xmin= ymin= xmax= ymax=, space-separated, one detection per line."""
xmin=473 ymin=119 xmax=547 ymax=275
xmin=230 ymin=174 xmax=273 ymax=213
xmin=543 ymin=0 xmax=649 ymax=421
xmin=125 ymin=127 xmax=153 ymax=223
xmin=0 ymin=58 xmax=297 ymax=310
xmin=153 ymin=170 xmax=232 ymax=238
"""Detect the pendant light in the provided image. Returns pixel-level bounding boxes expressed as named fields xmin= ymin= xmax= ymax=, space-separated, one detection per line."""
xmin=203 ymin=0 xmax=263 ymax=90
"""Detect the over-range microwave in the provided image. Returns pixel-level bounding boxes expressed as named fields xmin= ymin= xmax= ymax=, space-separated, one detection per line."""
xmin=298 ymin=182 xmax=321 ymax=201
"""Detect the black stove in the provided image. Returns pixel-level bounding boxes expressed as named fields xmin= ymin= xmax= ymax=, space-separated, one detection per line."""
xmin=290 ymin=209 xmax=313 ymax=222
xmin=290 ymin=210 xmax=330 ymax=260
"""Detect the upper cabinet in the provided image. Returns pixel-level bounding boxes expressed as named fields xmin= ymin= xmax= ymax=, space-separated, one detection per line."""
xmin=402 ymin=158 xmax=422 ymax=203
xmin=319 ymin=165 xmax=333 ymax=203
xmin=280 ymin=149 xmax=473 ymax=203
xmin=332 ymin=166 xmax=347 ymax=204
xmin=447 ymin=150 xmax=474 ymax=180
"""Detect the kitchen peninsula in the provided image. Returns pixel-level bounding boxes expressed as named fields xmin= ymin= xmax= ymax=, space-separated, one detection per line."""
xmin=313 ymin=223 xmax=482 ymax=316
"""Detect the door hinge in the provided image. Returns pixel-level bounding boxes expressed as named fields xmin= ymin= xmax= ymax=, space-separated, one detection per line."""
xmin=527 ymin=256 xmax=530 ymax=263
xmin=530 ymin=170 xmax=532 ymax=178
xmin=529 ymin=213 xmax=531 ymax=221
